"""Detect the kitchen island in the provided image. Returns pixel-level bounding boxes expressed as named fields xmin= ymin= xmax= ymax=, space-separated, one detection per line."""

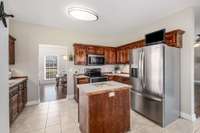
xmin=78 ymin=81 xmax=131 ymax=133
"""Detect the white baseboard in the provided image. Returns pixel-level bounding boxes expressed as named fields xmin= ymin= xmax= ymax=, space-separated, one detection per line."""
xmin=26 ymin=100 xmax=40 ymax=106
xmin=180 ymin=112 xmax=196 ymax=122
xmin=67 ymin=94 xmax=74 ymax=100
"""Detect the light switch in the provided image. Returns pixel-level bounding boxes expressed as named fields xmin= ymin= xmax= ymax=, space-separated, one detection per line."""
xmin=109 ymin=92 xmax=115 ymax=97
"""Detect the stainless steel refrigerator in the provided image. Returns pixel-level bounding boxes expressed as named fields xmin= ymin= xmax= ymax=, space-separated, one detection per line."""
xmin=130 ymin=43 xmax=180 ymax=127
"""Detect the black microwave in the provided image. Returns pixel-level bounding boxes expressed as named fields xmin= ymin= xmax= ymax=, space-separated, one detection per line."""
xmin=87 ymin=54 xmax=105 ymax=65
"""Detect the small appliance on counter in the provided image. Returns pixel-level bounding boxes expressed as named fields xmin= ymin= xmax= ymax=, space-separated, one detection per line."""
xmin=85 ymin=68 xmax=107 ymax=83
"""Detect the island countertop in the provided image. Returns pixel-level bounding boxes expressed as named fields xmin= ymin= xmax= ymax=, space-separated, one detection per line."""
xmin=77 ymin=81 xmax=132 ymax=94
xmin=9 ymin=77 xmax=27 ymax=88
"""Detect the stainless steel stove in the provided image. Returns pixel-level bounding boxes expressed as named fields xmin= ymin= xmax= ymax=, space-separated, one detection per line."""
xmin=85 ymin=68 xmax=107 ymax=83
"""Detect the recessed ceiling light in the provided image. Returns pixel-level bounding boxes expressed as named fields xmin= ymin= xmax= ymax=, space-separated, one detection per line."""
xmin=68 ymin=7 xmax=98 ymax=21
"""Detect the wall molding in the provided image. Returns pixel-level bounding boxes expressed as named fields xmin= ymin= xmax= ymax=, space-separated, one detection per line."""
xmin=26 ymin=100 xmax=40 ymax=106
xmin=180 ymin=112 xmax=196 ymax=122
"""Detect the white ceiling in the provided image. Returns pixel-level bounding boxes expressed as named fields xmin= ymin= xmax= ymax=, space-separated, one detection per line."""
xmin=7 ymin=0 xmax=200 ymax=36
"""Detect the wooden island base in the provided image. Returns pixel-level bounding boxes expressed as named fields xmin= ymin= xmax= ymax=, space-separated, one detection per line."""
xmin=78 ymin=82 xmax=131 ymax=133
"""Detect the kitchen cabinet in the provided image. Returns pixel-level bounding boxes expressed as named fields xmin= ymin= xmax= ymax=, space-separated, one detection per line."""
xmin=116 ymin=47 xmax=129 ymax=64
xmin=9 ymin=78 xmax=28 ymax=125
xmin=79 ymin=85 xmax=130 ymax=133
xmin=95 ymin=47 xmax=104 ymax=55
xmin=9 ymin=35 xmax=16 ymax=65
xmin=87 ymin=46 xmax=104 ymax=55
xmin=74 ymin=29 xmax=184 ymax=65
xmin=107 ymin=75 xmax=130 ymax=85
xmin=74 ymin=76 xmax=89 ymax=103
xmin=165 ymin=30 xmax=185 ymax=48
xmin=104 ymin=47 xmax=116 ymax=64
xmin=74 ymin=44 xmax=87 ymax=65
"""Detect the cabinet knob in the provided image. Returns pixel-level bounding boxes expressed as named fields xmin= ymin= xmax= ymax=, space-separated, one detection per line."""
xmin=109 ymin=92 xmax=115 ymax=97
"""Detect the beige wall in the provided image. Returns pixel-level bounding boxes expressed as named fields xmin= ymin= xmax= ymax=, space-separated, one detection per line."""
xmin=10 ymin=8 xmax=195 ymax=120
xmin=0 ymin=0 xmax=9 ymax=132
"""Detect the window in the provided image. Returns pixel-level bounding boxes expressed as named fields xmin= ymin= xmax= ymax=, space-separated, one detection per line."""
xmin=44 ymin=56 xmax=58 ymax=80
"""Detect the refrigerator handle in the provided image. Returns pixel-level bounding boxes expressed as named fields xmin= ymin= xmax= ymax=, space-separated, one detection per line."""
xmin=138 ymin=51 xmax=143 ymax=88
xmin=141 ymin=50 xmax=146 ymax=89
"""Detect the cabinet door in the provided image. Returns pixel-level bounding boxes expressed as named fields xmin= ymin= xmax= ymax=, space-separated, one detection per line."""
xmin=121 ymin=48 xmax=126 ymax=64
xmin=18 ymin=89 xmax=23 ymax=113
xmin=104 ymin=48 xmax=116 ymax=64
xmin=87 ymin=46 xmax=96 ymax=54
xmin=9 ymin=36 xmax=15 ymax=65
xmin=110 ymin=48 xmax=116 ymax=64
xmin=104 ymin=48 xmax=110 ymax=64
xmin=95 ymin=47 xmax=104 ymax=55
xmin=117 ymin=49 xmax=123 ymax=64
xmin=74 ymin=45 xmax=87 ymax=65
xmin=77 ymin=78 xmax=89 ymax=84
xmin=10 ymin=93 xmax=18 ymax=122
xmin=165 ymin=32 xmax=177 ymax=47
xmin=88 ymin=89 xmax=130 ymax=133
xmin=124 ymin=48 xmax=129 ymax=64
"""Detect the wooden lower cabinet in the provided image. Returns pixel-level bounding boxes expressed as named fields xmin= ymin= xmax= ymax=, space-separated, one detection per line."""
xmin=107 ymin=75 xmax=130 ymax=85
xmin=79 ymin=88 xmax=130 ymax=133
xmin=74 ymin=76 xmax=89 ymax=103
xmin=9 ymin=78 xmax=28 ymax=125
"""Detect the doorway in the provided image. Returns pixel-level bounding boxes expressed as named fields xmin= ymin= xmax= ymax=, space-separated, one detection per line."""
xmin=39 ymin=44 xmax=68 ymax=102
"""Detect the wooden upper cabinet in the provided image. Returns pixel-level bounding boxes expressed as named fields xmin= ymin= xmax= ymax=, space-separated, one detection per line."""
xmin=73 ymin=29 xmax=184 ymax=65
xmin=87 ymin=46 xmax=96 ymax=54
xmin=95 ymin=47 xmax=104 ymax=55
xmin=104 ymin=47 xmax=116 ymax=64
xmin=116 ymin=47 xmax=129 ymax=64
xmin=9 ymin=35 xmax=16 ymax=65
xmin=87 ymin=46 xmax=104 ymax=55
xmin=165 ymin=30 xmax=185 ymax=48
xmin=74 ymin=44 xmax=87 ymax=65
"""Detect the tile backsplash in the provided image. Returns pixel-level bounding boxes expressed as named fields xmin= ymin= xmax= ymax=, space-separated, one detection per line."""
xmin=65 ymin=62 xmax=129 ymax=75
xmin=119 ymin=64 xmax=129 ymax=73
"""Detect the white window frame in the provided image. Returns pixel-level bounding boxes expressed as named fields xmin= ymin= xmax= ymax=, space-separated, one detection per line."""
xmin=44 ymin=55 xmax=59 ymax=80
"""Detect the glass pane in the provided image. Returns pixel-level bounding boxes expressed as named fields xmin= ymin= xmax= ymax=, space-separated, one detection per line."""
xmin=45 ymin=56 xmax=58 ymax=80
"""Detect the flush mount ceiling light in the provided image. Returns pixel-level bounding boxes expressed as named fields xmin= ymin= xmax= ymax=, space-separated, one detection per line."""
xmin=194 ymin=34 xmax=200 ymax=48
xmin=68 ymin=7 xmax=98 ymax=21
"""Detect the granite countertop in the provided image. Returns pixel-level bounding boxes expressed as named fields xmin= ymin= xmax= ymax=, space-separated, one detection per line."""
xmin=77 ymin=81 xmax=132 ymax=95
xmin=75 ymin=74 xmax=89 ymax=79
xmin=104 ymin=73 xmax=130 ymax=78
xmin=9 ymin=78 xmax=27 ymax=88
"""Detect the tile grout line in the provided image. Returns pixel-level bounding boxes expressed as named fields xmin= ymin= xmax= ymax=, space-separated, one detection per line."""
xmin=44 ymin=102 xmax=50 ymax=133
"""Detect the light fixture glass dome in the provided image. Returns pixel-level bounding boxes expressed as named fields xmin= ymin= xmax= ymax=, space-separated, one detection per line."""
xmin=68 ymin=7 xmax=98 ymax=21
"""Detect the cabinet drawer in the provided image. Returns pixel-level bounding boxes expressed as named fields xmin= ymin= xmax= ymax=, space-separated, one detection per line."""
xmin=77 ymin=78 xmax=89 ymax=84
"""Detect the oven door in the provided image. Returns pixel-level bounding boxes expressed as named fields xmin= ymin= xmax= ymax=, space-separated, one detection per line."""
xmin=88 ymin=55 xmax=105 ymax=65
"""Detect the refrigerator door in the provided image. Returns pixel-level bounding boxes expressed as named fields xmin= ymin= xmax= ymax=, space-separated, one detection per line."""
xmin=143 ymin=44 xmax=164 ymax=98
xmin=129 ymin=48 xmax=143 ymax=93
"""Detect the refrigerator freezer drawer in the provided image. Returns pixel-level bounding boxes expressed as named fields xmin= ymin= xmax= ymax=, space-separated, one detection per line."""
xmin=131 ymin=91 xmax=163 ymax=126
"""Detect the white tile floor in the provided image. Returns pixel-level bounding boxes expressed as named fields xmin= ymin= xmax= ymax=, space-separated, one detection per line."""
xmin=10 ymin=99 xmax=200 ymax=133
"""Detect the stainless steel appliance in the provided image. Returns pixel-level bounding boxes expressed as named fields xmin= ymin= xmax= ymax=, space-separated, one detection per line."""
xmin=130 ymin=30 xmax=180 ymax=127
xmin=87 ymin=54 xmax=105 ymax=65
xmin=85 ymin=68 xmax=107 ymax=83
